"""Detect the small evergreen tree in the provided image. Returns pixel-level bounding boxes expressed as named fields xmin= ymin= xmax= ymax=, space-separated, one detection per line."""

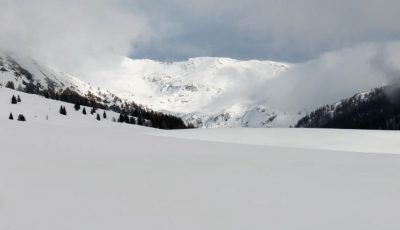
xmin=59 ymin=106 xmax=67 ymax=115
xmin=9 ymin=113 xmax=13 ymax=120
xmin=103 ymin=111 xmax=107 ymax=119
xmin=74 ymin=103 xmax=81 ymax=111
xmin=91 ymin=107 xmax=96 ymax=115
xmin=82 ymin=107 xmax=87 ymax=115
xmin=112 ymin=117 xmax=116 ymax=122
xmin=96 ymin=113 xmax=101 ymax=121
xmin=17 ymin=95 xmax=21 ymax=102
xmin=17 ymin=114 xmax=26 ymax=121
xmin=11 ymin=95 xmax=17 ymax=104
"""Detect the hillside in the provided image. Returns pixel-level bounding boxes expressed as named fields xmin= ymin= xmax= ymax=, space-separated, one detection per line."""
xmin=0 ymin=51 xmax=188 ymax=129
xmin=296 ymin=83 xmax=400 ymax=130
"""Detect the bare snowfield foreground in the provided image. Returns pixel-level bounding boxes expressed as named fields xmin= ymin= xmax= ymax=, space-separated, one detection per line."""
xmin=1 ymin=89 xmax=400 ymax=229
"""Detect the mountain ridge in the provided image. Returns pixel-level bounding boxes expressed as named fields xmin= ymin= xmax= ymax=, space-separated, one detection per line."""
xmin=0 ymin=51 xmax=189 ymax=129
xmin=296 ymin=83 xmax=400 ymax=130
xmin=104 ymin=56 xmax=296 ymax=127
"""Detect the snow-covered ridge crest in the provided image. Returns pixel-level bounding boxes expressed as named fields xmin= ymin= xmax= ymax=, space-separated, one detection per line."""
xmin=106 ymin=56 xmax=293 ymax=128
xmin=0 ymin=50 xmax=124 ymax=109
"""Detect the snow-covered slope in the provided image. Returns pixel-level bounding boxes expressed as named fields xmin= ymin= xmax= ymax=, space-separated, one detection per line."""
xmin=0 ymin=51 xmax=124 ymax=109
xmin=105 ymin=57 xmax=293 ymax=127
xmin=0 ymin=86 xmax=124 ymax=126
xmin=1 ymin=110 xmax=400 ymax=230
xmin=0 ymin=51 xmax=190 ymax=129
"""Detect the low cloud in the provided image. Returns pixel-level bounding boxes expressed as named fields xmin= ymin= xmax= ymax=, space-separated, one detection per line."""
xmin=258 ymin=42 xmax=400 ymax=111
xmin=0 ymin=0 xmax=144 ymax=76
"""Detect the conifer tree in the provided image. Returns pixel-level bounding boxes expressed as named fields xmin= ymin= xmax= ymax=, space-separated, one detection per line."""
xmin=11 ymin=95 xmax=17 ymax=104
xmin=59 ymin=106 xmax=67 ymax=115
xmin=74 ymin=103 xmax=81 ymax=111
xmin=9 ymin=113 xmax=13 ymax=120
xmin=103 ymin=111 xmax=107 ymax=119
xmin=96 ymin=113 xmax=101 ymax=121
xmin=82 ymin=107 xmax=87 ymax=115
xmin=17 ymin=95 xmax=21 ymax=102
xmin=17 ymin=114 xmax=26 ymax=121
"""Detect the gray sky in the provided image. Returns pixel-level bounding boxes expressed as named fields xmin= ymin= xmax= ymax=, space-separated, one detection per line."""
xmin=2 ymin=0 xmax=400 ymax=64
xmin=131 ymin=0 xmax=400 ymax=62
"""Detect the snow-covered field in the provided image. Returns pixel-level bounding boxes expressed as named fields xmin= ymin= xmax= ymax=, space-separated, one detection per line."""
xmin=1 ymin=87 xmax=400 ymax=229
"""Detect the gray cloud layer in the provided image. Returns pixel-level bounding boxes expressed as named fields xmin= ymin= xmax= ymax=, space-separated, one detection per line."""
xmin=2 ymin=0 xmax=400 ymax=64
xmin=133 ymin=0 xmax=400 ymax=62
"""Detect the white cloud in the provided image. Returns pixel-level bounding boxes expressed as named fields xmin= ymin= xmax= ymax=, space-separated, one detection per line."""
xmin=262 ymin=42 xmax=400 ymax=111
xmin=0 ymin=0 xmax=144 ymax=76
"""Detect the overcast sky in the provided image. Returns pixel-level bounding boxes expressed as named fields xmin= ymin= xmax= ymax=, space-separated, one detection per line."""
xmin=2 ymin=0 xmax=400 ymax=109
xmin=2 ymin=0 xmax=400 ymax=63
xmin=131 ymin=0 xmax=400 ymax=62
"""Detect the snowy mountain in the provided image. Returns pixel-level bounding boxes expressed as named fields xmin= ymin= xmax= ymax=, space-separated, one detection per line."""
xmin=296 ymin=82 xmax=400 ymax=129
xmin=0 ymin=51 xmax=188 ymax=129
xmin=0 ymin=51 xmax=121 ymax=108
xmin=104 ymin=57 xmax=297 ymax=128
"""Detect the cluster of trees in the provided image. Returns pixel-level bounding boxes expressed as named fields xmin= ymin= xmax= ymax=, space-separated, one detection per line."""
xmin=59 ymin=106 xmax=67 ymax=115
xmin=6 ymin=81 xmax=15 ymax=90
xmin=8 ymin=94 xmax=25 ymax=121
xmin=73 ymin=103 xmax=108 ymax=121
xmin=113 ymin=101 xmax=192 ymax=129
xmin=9 ymin=113 xmax=26 ymax=121
xmin=296 ymin=85 xmax=400 ymax=130
xmin=11 ymin=95 xmax=21 ymax=104
xmin=117 ymin=113 xmax=146 ymax=125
